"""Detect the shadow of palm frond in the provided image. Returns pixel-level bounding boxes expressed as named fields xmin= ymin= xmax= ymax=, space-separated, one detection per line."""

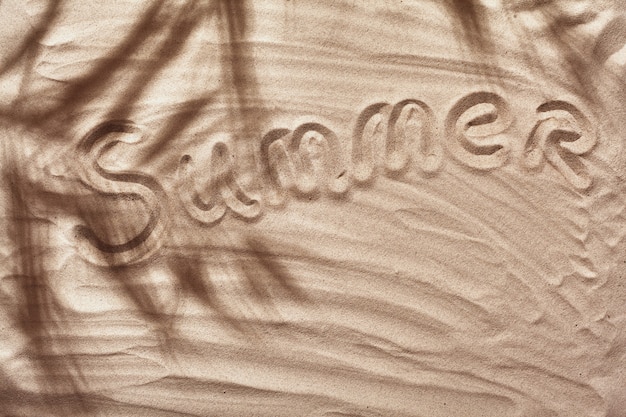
xmin=241 ymin=236 xmax=307 ymax=305
xmin=507 ymin=1 xmax=626 ymax=106
xmin=151 ymin=232 xmax=309 ymax=341
xmin=4 ymin=165 xmax=94 ymax=415
xmin=216 ymin=0 xmax=264 ymax=130
xmin=2 ymin=0 xmax=263 ymax=412
xmin=441 ymin=0 xmax=626 ymax=110
xmin=445 ymin=0 xmax=493 ymax=54
xmin=0 ymin=0 xmax=63 ymax=76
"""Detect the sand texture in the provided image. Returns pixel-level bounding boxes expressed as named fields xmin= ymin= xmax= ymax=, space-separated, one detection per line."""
xmin=1 ymin=1 xmax=626 ymax=416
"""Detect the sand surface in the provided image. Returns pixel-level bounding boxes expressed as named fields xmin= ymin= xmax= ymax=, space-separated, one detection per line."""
xmin=1 ymin=1 xmax=626 ymax=416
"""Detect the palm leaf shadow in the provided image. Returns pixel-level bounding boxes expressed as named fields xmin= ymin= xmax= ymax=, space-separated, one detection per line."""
xmin=3 ymin=0 xmax=262 ymax=413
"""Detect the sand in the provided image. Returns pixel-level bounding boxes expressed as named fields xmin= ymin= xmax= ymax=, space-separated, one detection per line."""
xmin=1 ymin=1 xmax=626 ymax=416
